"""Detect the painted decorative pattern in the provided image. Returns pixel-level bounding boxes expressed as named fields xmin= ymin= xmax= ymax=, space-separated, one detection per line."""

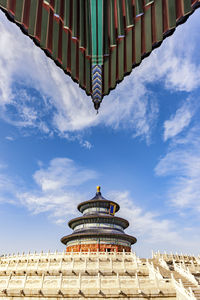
xmin=0 ymin=0 xmax=199 ymax=108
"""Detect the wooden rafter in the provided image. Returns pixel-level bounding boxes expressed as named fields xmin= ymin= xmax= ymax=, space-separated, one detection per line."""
xmin=0 ymin=0 xmax=199 ymax=109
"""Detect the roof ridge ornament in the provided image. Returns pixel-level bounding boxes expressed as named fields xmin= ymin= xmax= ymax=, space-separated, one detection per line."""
xmin=92 ymin=65 xmax=102 ymax=110
xmin=96 ymin=186 xmax=101 ymax=194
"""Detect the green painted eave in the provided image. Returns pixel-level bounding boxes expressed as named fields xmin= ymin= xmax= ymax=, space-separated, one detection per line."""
xmin=0 ymin=0 xmax=199 ymax=109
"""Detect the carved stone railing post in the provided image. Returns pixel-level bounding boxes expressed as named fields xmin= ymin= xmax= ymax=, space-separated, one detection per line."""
xmin=21 ymin=273 xmax=27 ymax=294
xmin=6 ymin=273 xmax=11 ymax=291
xmin=14 ymin=259 xmax=19 ymax=274
xmin=171 ymin=273 xmax=196 ymax=300
xmin=47 ymin=258 xmax=51 ymax=273
xmin=173 ymin=261 xmax=199 ymax=286
xmin=135 ymin=272 xmax=141 ymax=293
xmin=71 ymin=257 xmax=75 ymax=272
xmin=117 ymin=272 xmax=121 ymax=293
xmin=97 ymin=256 xmax=100 ymax=272
xmin=110 ymin=257 xmax=113 ymax=273
xmin=39 ymin=273 xmax=45 ymax=294
xmin=84 ymin=257 xmax=87 ymax=273
xmin=5 ymin=260 xmax=10 ymax=274
xmin=59 ymin=272 xmax=62 ymax=291
xmin=159 ymin=257 xmax=170 ymax=270
xmin=36 ymin=258 xmax=39 ymax=274
xmin=59 ymin=257 xmax=63 ymax=273
xmin=78 ymin=272 xmax=81 ymax=293
xmin=97 ymin=272 xmax=101 ymax=294
xmin=147 ymin=261 xmax=163 ymax=293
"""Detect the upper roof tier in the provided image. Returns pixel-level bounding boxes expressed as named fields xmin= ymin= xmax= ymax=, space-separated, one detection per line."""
xmin=0 ymin=0 xmax=199 ymax=109
xmin=77 ymin=186 xmax=120 ymax=215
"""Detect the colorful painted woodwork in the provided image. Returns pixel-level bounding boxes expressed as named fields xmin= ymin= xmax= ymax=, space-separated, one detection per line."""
xmin=0 ymin=0 xmax=199 ymax=109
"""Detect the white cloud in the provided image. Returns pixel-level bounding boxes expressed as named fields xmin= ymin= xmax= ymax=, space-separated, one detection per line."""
xmin=151 ymin=12 xmax=200 ymax=93
xmin=109 ymin=190 xmax=179 ymax=242
xmin=155 ymin=124 xmax=200 ymax=213
xmin=5 ymin=136 xmax=14 ymax=141
xmin=17 ymin=157 xmax=98 ymax=222
xmin=108 ymin=190 xmax=200 ymax=255
xmin=33 ymin=157 xmax=97 ymax=192
xmin=0 ymin=162 xmax=7 ymax=169
xmin=80 ymin=140 xmax=92 ymax=150
xmin=0 ymin=172 xmax=23 ymax=204
xmin=163 ymin=100 xmax=195 ymax=141
xmin=0 ymin=157 xmax=97 ymax=221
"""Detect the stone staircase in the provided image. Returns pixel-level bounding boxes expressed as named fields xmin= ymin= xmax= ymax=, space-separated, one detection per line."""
xmin=152 ymin=259 xmax=200 ymax=299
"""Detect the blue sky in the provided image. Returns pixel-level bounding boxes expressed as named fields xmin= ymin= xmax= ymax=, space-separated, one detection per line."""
xmin=0 ymin=9 xmax=200 ymax=257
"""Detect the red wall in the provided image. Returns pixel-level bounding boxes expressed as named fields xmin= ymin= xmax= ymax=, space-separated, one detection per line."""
xmin=66 ymin=244 xmax=131 ymax=252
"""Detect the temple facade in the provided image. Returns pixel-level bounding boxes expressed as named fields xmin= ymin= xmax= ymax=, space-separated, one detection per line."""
xmin=0 ymin=187 xmax=200 ymax=299
xmin=61 ymin=186 xmax=136 ymax=253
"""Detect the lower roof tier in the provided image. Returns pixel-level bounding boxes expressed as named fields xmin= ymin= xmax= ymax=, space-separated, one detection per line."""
xmin=61 ymin=231 xmax=137 ymax=247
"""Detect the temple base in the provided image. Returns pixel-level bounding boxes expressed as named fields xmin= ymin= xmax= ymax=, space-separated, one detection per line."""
xmin=66 ymin=244 xmax=131 ymax=252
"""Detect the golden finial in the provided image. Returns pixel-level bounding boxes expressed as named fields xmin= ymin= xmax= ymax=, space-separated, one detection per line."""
xmin=96 ymin=186 xmax=101 ymax=193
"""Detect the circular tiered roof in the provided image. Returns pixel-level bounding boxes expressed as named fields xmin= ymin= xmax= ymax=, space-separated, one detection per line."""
xmin=61 ymin=187 xmax=137 ymax=252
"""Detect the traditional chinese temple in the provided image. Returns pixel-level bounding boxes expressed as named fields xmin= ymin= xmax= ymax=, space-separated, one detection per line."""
xmin=0 ymin=0 xmax=199 ymax=109
xmin=61 ymin=186 xmax=137 ymax=252
xmin=0 ymin=187 xmax=200 ymax=298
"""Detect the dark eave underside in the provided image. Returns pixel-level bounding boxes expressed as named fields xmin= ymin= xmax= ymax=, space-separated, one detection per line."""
xmin=61 ymin=231 xmax=137 ymax=245
xmin=77 ymin=199 xmax=120 ymax=213
xmin=0 ymin=0 xmax=199 ymax=108
xmin=68 ymin=214 xmax=129 ymax=229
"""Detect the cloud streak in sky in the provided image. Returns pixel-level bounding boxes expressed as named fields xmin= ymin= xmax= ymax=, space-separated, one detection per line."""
xmin=156 ymin=115 xmax=200 ymax=215
xmin=163 ymin=99 xmax=196 ymax=141
xmin=17 ymin=158 xmax=98 ymax=223
xmin=33 ymin=158 xmax=97 ymax=192
xmin=107 ymin=190 xmax=200 ymax=253
xmin=0 ymin=156 xmax=199 ymax=254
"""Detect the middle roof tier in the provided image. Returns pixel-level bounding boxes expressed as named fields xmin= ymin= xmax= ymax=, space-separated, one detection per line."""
xmin=68 ymin=215 xmax=129 ymax=232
